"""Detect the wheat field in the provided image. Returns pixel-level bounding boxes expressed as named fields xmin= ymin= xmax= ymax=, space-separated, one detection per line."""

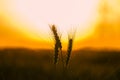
xmin=0 ymin=48 xmax=120 ymax=80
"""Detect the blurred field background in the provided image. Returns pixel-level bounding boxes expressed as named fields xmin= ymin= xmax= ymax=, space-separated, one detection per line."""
xmin=1 ymin=1 xmax=120 ymax=80
xmin=0 ymin=48 xmax=120 ymax=80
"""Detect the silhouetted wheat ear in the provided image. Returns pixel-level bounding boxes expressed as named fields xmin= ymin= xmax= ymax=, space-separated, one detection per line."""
xmin=49 ymin=24 xmax=62 ymax=64
xmin=54 ymin=42 xmax=59 ymax=64
xmin=66 ymin=38 xmax=73 ymax=66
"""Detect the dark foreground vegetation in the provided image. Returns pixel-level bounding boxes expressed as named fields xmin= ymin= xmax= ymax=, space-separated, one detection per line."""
xmin=0 ymin=48 xmax=120 ymax=80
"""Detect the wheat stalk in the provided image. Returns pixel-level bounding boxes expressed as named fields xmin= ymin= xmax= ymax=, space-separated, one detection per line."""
xmin=54 ymin=42 xmax=59 ymax=64
xmin=66 ymin=37 xmax=73 ymax=66
xmin=66 ymin=28 xmax=76 ymax=66
xmin=49 ymin=24 xmax=62 ymax=64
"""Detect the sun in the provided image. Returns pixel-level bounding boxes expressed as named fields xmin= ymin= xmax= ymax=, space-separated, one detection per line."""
xmin=2 ymin=0 xmax=100 ymax=43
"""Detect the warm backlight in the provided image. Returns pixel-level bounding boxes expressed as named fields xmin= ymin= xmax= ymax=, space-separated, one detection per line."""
xmin=1 ymin=0 xmax=100 ymax=43
xmin=2 ymin=0 xmax=120 ymax=50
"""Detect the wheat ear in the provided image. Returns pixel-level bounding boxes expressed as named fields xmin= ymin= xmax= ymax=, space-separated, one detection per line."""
xmin=66 ymin=28 xmax=76 ymax=66
xmin=66 ymin=37 xmax=73 ymax=66
xmin=49 ymin=24 xmax=62 ymax=64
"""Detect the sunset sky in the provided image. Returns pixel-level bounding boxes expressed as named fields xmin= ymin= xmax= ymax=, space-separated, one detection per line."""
xmin=1 ymin=0 xmax=120 ymax=50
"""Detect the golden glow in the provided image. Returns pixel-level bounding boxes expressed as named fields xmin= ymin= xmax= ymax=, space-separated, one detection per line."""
xmin=74 ymin=0 xmax=120 ymax=50
xmin=1 ymin=0 xmax=100 ymax=43
xmin=1 ymin=0 xmax=120 ymax=50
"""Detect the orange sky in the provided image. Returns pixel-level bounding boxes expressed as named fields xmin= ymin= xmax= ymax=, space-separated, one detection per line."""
xmin=0 ymin=16 xmax=51 ymax=49
xmin=1 ymin=0 xmax=120 ymax=50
